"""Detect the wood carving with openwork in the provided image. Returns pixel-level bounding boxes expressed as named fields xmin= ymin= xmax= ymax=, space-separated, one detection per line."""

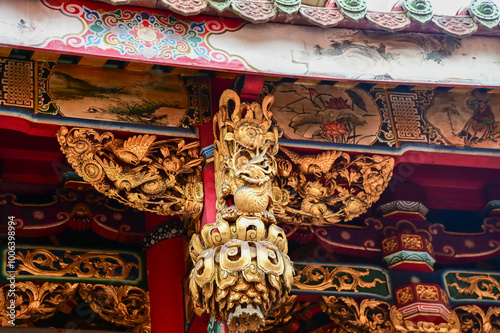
xmin=57 ymin=127 xmax=204 ymax=229
xmin=0 ymin=282 xmax=150 ymax=332
xmin=273 ymin=147 xmax=394 ymax=225
xmin=188 ymin=89 xmax=293 ymax=333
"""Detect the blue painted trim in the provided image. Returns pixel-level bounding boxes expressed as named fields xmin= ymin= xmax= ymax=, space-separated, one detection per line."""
xmin=201 ymin=144 xmax=214 ymax=159
xmin=383 ymin=250 xmax=436 ymax=267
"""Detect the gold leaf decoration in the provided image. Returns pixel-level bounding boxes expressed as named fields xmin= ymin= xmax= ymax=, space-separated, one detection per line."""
xmin=273 ymin=148 xmax=394 ymax=225
xmin=79 ymin=284 xmax=150 ymax=333
xmin=448 ymin=273 xmax=500 ymax=300
xmin=0 ymin=281 xmax=78 ymax=325
xmin=16 ymin=248 xmax=139 ymax=281
xmin=294 ymin=264 xmax=386 ymax=292
xmin=57 ymin=127 xmax=204 ymax=226
xmin=320 ymin=296 xmax=394 ymax=333
xmin=189 ymin=90 xmax=293 ymax=333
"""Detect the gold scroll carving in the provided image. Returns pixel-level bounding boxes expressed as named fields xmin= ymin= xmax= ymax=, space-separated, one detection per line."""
xmin=79 ymin=284 xmax=150 ymax=333
xmin=57 ymin=127 xmax=204 ymax=228
xmin=0 ymin=281 xmax=78 ymax=325
xmin=189 ymin=90 xmax=293 ymax=333
xmin=448 ymin=273 xmax=500 ymax=300
xmin=454 ymin=305 xmax=500 ymax=333
xmin=0 ymin=281 xmax=150 ymax=332
xmin=273 ymin=147 xmax=394 ymax=225
xmin=294 ymin=264 xmax=386 ymax=292
xmin=16 ymin=249 xmax=139 ymax=281
xmin=321 ymin=296 xmax=393 ymax=333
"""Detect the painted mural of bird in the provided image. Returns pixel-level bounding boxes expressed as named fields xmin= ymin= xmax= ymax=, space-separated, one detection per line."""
xmin=345 ymin=89 xmax=367 ymax=113
xmin=280 ymin=147 xmax=343 ymax=178
xmin=104 ymin=134 xmax=158 ymax=165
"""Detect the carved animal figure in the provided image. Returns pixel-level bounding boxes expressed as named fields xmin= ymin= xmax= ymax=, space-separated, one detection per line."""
xmin=104 ymin=134 xmax=158 ymax=165
xmin=279 ymin=147 xmax=342 ymax=178
xmin=98 ymin=157 xmax=160 ymax=192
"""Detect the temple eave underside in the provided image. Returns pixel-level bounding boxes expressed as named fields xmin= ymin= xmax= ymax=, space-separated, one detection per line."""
xmin=0 ymin=0 xmax=499 ymax=333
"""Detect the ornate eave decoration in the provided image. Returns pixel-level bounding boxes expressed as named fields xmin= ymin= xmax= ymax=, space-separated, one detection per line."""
xmin=403 ymin=0 xmax=434 ymax=24
xmin=57 ymin=127 xmax=204 ymax=226
xmin=299 ymin=5 xmax=345 ymax=28
xmin=469 ymin=0 xmax=500 ymax=29
xmin=273 ymin=148 xmax=394 ymax=226
xmin=337 ymin=0 xmax=367 ymax=23
xmin=91 ymin=0 xmax=497 ymax=37
xmin=189 ymin=90 xmax=293 ymax=333
xmin=366 ymin=11 xmax=411 ymax=32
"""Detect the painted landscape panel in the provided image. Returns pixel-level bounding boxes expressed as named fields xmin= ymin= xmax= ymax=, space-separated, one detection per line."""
xmin=41 ymin=63 xmax=196 ymax=127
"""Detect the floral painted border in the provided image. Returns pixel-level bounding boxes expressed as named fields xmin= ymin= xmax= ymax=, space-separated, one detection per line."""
xmin=41 ymin=0 xmax=247 ymax=68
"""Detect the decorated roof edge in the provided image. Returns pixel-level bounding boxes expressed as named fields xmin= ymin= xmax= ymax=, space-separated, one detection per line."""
xmin=93 ymin=0 xmax=500 ymax=38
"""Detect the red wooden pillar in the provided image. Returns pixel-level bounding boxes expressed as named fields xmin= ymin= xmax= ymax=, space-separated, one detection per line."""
xmin=145 ymin=213 xmax=186 ymax=333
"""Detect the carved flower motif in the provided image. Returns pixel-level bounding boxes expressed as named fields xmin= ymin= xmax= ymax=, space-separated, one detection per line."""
xmin=321 ymin=121 xmax=348 ymax=137
xmin=233 ymin=121 xmax=264 ymax=149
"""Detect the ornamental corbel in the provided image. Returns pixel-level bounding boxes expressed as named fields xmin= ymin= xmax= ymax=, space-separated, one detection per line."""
xmin=189 ymin=90 xmax=293 ymax=333
xmin=79 ymin=284 xmax=151 ymax=333
xmin=272 ymin=147 xmax=394 ymax=226
xmin=57 ymin=127 xmax=204 ymax=231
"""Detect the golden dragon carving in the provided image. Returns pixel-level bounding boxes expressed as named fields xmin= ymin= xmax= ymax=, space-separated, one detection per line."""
xmin=189 ymin=89 xmax=294 ymax=333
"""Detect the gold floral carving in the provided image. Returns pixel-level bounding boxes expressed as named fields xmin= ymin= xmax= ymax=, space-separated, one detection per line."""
xmin=383 ymin=236 xmax=399 ymax=253
xmin=189 ymin=90 xmax=293 ymax=333
xmin=416 ymin=285 xmax=439 ymax=301
xmin=391 ymin=306 xmax=460 ymax=333
xmin=0 ymin=281 xmax=78 ymax=326
xmin=16 ymin=249 xmax=139 ymax=281
xmin=79 ymin=284 xmax=150 ymax=333
xmin=401 ymin=234 xmax=423 ymax=250
xmin=397 ymin=286 xmax=413 ymax=305
xmin=320 ymin=296 xmax=393 ymax=333
xmin=57 ymin=127 xmax=204 ymax=224
xmin=448 ymin=273 xmax=500 ymax=300
xmin=273 ymin=148 xmax=394 ymax=225
xmin=0 ymin=282 xmax=150 ymax=332
xmin=294 ymin=264 xmax=386 ymax=292
xmin=454 ymin=305 xmax=500 ymax=333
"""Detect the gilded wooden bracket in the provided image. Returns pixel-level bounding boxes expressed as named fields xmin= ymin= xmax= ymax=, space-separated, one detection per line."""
xmin=0 ymin=281 xmax=78 ymax=326
xmin=0 ymin=281 xmax=150 ymax=332
xmin=273 ymin=147 xmax=394 ymax=225
xmin=57 ymin=127 xmax=204 ymax=228
xmin=79 ymin=284 xmax=151 ymax=333
xmin=189 ymin=90 xmax=293 ymax=333
xmin=320 ymin=296 xmax=500 ymax=333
